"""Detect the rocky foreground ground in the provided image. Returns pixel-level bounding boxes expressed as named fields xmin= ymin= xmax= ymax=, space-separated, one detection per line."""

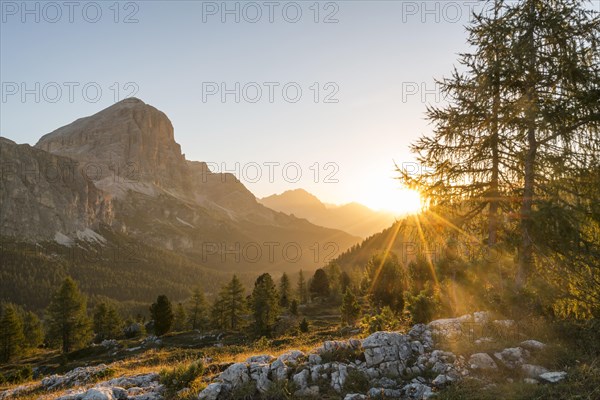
xmin=0 ymin=312 xmax=566 ymax=400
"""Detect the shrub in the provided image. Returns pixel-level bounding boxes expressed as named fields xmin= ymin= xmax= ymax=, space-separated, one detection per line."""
xmin=342 ymin=368 xmax=369 ymax=394
xmin=160 ymin=360 xmax=204 ymax=394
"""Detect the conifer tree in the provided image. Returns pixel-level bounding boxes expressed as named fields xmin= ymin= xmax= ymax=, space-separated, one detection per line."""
xmin=187 ymin=288 xmax=208 ymax=331
xmin=46 ymin=277 xmax=92 ymax=353
xmin=150 ymin=295 xmax=174 ymax=336
xmin=297 ymin=270 xmax=308 ymax=304
xmin=252 ymin=273 xmax=280 ymax=336
xmin=223 ymin=275 xmax=246 ymax=330
xmin=22 ymin=310 xmax=44 ymax=349
xmin=279 ymin=273 xmax=291 ymax=308
xmin=173 ymin=303 xmax=188 ymax=331
xmin=93 ymin=302 xmax=123 ymax=341
xmin=340 ymin=288 xmax=361 ymax=326
xmin=0 ymin=304 xmax=25 ymax=361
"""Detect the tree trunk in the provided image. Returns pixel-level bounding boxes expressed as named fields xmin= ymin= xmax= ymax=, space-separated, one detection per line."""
xmin=517 ymin=0 xmax=538 ymax=288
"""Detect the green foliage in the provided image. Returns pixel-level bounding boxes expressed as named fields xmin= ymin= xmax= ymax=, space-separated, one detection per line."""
xmin=46 ymin=277 xmax=92 ymax=353
xmin=0 ymin=365 xmax=33 ymax=385
xmin=187 ymin=288 xmax=209 ymax=331
xmin=0 ymin=304 xmax=25 ymax=361
xmin=160 ymin=359 xmax=205 ymax=395
xmin=365 ymin=253 xmax=407 ymax=313
xmin=22 ymin=310 xmax=44 ymax=348
xmin=263 ymin=379 xmax=297 ymax=400
xmin=252 ymin=273 xmax=280 ymax=336
xmin=230 ymin=380 xmax=257 ymax=399
xmin=150 ymin=295 xmax=174 ymax=336
xmin=289 ymin=299 xmax=299 ymax=316
xmin=279 ymin=273 xmax=291 ymax=308
xmin=93 ymin=302 xmax=123 ymax=342
xmin=361 ymin=306 xmax=401 ymax=334
xmin=297 ymin=270 xmax=308 ymax=304
xmin=309 ymin=268 xmax=330 ymax=300
xmin=215 ymin=275 xmax=247 ymax=331
xmin=342 ymin=368 xmax=369 ymax=394
xmin=404 ymin=283 xmax=441 ymax=324
xmin=173 ymin=302 xmax=188 ymax=332
xmin=299 ymin=317 xmax=309 ymax=333
xmin=340 ymin=288 xmax=361 ymax=326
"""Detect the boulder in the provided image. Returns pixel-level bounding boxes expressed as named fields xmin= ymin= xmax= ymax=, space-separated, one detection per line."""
xmin=198 ymin=382 xmax=223 ymax=400
xmin=539 ymin=371 xmax=567 ymax=383
xmin=218 ymin=362 xmax=250 ymax=388
xmin=521 ymin=364 xmax=549 ymax=378
xmin=494 ymin=347 xmax=528 ymax=369
xmin=81 ymin=388 xmax=115 ymax=400
xmin=520 ymin=340 xmax=546 ymax=352
xmin=468 ymin=353 xmax=498 ymax=370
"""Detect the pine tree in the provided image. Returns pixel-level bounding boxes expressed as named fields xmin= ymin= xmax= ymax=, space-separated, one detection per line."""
xmin=46 ymin=277 xmax=92 ymax=353
xmin=366 ymin=253 xmax=407 ymax=313
xmin=252 ymin=273 xmax=280 ymax=336
xmin=297 ymin=270 xmax=308 ymax=304
xmin=22 ymin=310 xmax=44 ymax=349
xmin=503 ymin=0 xmax=600 ymax=287
xmin=93 ymin=302 xmax=123 ymax=341
xmin=0 ymin=304 xmax=25 ymax=361
xmin=299 ymin=317 xmax=309 ymax=333
xmin=399 ymin=0 xmax=517 ymax=249
xmin=187 ymin=288 xmax=208 ymax=331
xmin=279 ymin=273 xmax=291 ymax=308
xmin=289 ymin=299 xmax=299 ymax=316
xmin=309 ymin=268 xmax=330 ymax=300
xmin=340 ymin=288 xmax=361 ymax=326
xmin=222 ymin=275 xmax=246 ymax=331
xmin=173 ymin=303 xmax=188 ymax=332
xmin=150 ymin=295 xmax=174 ymax=336
xmin=210 ymin=293 xmax=227 ymax=330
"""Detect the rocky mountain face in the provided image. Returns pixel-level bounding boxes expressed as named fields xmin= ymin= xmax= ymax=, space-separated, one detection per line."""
xmin=1 ymin=99 xmax=360 ymax=283
xmin=260 ymin=189 xmax=396 ymax=238
xmin=0 ymin=137 xmax=113 ymax=240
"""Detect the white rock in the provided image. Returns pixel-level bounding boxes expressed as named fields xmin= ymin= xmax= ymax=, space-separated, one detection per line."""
xmin=292 ymin=369 xmax=309 ymax=391
xmin=218 ymin=362 xmax=250 ymax=387
xmin=520 ymin=340 xmax=546 ymax=351
xmin=539 ymin=371 xmax=567 ymax=383
xmin=521 ymin=364 xmax=549 ymax=378
xmin=246 ymin=355 xmax=274 ymax=363
xmin=198 ymin=382 xmax=222 ymax=400
xmin=344 ymin=394 xmax=367 ymax=400
xmin=468 ymin=353 xmax=498 ymax=370
xmin=81 ymin=388 xmax=115 ymax=400
xmin=494 ymin=347 xmax=528 ymax=369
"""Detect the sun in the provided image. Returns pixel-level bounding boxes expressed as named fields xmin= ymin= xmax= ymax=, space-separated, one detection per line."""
xmin=360 ymin=180 xmax=423 ymax=216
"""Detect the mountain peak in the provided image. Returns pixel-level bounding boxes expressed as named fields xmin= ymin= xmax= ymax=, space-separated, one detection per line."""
xmin=35 ymin=98 xmax=185 ymax=188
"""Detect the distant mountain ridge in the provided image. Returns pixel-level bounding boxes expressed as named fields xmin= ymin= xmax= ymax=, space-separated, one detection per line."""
xmin=259 ymin=189 xmax=396 ymax=238
xmin=0 ymin=98 xmax=360 ymax=309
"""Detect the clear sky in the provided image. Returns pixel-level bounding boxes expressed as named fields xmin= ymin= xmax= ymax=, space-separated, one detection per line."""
xmin=6 ymin=1 xmax=591 ymax=211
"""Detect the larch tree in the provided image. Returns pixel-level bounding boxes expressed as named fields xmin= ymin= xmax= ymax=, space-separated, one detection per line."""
xmin=400 ymin=0 xmax=518 ymax=248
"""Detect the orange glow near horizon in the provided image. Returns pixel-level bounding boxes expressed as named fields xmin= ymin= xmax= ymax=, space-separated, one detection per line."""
xmin=361 ymin=185 xmax=423 ymax=216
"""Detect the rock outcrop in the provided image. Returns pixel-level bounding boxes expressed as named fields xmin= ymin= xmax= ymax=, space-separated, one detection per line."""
xmin=197 ymin=312 xmax=567 ymax=400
